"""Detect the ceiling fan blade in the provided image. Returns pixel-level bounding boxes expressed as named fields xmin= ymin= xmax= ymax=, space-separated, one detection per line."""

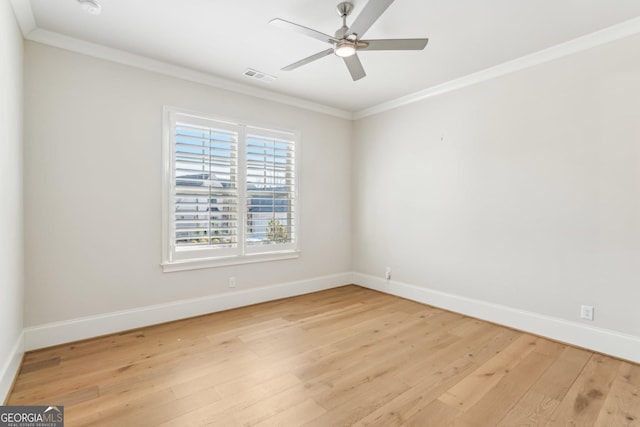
xmin=360 ymin=38 xmax=429 ymax=51
xmin=343 ymin=54 xmax=366 ymax=81
xmin=348 ymin=0 xmax=394 ymax=39
xmin=282 ymin=48 xmax=334 ymax=71
xmin=269 ymin=18 xmax=338 ymax=45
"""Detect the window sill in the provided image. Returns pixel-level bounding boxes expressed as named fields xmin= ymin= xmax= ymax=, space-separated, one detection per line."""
xmin=161 ymin=250 xmax=300 ymax=273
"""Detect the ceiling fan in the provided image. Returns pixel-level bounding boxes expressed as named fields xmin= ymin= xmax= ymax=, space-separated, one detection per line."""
xmin=269 ymin=0 xmax=429 ymax=81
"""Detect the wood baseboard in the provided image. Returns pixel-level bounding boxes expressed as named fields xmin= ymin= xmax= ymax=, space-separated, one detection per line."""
xmin=0 ymin=331 xmax=24 ymax=404
xmin=353 ymin=272 xmax=640 ymax=363
xmin=23 ymin=273 xmax=353 ymax=351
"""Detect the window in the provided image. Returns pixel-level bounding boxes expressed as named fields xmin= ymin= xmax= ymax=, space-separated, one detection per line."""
xmin=162 ymin=107 xmax=298 ymax=271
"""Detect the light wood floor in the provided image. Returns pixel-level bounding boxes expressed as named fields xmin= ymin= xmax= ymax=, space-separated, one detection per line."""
xmin=7 ymin=285 xmax=640 ymax=426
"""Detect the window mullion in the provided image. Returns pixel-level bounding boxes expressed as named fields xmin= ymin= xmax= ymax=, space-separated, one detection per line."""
xmin=207 ymin=129 xmax=213 ymax=246
xmin=237 ymin=125 xmax=248 ymax=256
xmin=165 ymin=110 xmax=177 ymax=263
xmin=271 ymin=141 xmax=276 ymax=226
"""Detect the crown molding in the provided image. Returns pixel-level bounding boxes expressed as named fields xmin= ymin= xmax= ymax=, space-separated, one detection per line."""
xmin=24 ymin=28 xmax=354 ymax=120
xmin=11 ymin=1 xmax=640 ymax=121
xmin=354 ymin=15 xmax=640 ymax=119
xmin=9 ymin=0 xmax=36 ymax=36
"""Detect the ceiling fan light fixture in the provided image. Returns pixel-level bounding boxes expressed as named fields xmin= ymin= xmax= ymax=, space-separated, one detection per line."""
xmin=271 ymin=0 xmax=429 ymax=81
xmin=78 ymin=0 xmax=102 ymax=15
xmin=334 ymin=41 xmax=356 ymax=57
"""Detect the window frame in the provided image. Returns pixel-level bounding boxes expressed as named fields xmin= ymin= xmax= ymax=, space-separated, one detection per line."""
xmin=161 ymin=106 xmax=300 ymax=272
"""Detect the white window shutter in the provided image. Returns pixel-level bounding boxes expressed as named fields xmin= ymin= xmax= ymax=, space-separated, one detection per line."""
xmin=245 ymin=128 xmax=296 ymax=251
xmin=163 ymin=108 xmax=299 ymax=269
xmin=173 ymin=116 xmax=239 ymax=257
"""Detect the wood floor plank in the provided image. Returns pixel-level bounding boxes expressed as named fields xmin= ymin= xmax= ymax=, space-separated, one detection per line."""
xmin=352 ymin=351 xmax=481 ymax=426
xmin=546 ymin=354 xmax=622 ymax=426
xmin=71 ymin=388 xmax=178 ymax=427
xmin=403 ymin=398 xmax=461 ymax=426
xmin=6 ymin=285 xmax=638 ymax=426
xmin=593 ymin=362 xmax=640 ymax=426
xmin=496 ymin=390 xmax=561 ymax=427
xmin=18 ymin=357 xmax=61 ymax=374
xmin=437 ymin=334 xmax=540 ymax=410
xmin=253 ymin=399 xmax=326 ymax=427
xmin=305 ymin=376 xmax=410 ymax=427
xmin=496 ymin=345 xmax=592 ymax=426
xmin=458 ymin=349 xmax=557 ymax=426
xmin=394 ymin=325 xmax=517 ymax=387
xmin=159 ymin=374 xmax=305 ymax=426
xmin=528 ymin=345 xmax=593 ymax=400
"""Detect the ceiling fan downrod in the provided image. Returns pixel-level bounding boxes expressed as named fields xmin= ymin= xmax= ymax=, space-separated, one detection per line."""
xmin=335 ymin=2 xmax=354 ymax=40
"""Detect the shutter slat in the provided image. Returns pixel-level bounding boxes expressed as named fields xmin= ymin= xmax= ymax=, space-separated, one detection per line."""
xmin=173 ymin=117 xmax=240 ymax=249
xmin=244 ymin=131 xmax=296 ymax=246
xmin=171 ymin=113 xmax=297 ymax=252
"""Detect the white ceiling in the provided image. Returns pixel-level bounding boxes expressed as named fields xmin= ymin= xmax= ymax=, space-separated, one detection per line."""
xmin=15 ymin=0 xmax=640 ymax=114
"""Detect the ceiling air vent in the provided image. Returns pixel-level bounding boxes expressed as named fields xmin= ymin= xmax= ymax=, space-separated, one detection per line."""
xmin=243 ymin=69 xmax=277 ymax=83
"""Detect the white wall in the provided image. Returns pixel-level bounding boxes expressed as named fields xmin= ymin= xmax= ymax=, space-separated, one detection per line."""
xmin=24 ymin=42 xmax=352 ymax=330
xmin=353 ymin=34 xmax=640 ymax=338
xmin=0 ymin=0 xmax=24 ymax=401
xmin=18 ymin=20 xmax=640 ymax=363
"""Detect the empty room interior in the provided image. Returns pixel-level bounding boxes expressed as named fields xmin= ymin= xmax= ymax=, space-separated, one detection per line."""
xmin=1 ymin=0 xmax=640 ymax=425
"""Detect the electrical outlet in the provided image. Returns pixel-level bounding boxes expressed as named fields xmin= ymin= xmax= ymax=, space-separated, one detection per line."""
xmin=228 ymin=277 xmax=236 ymax=288
xmin=385 ymin=267 xmax=392 ymax=280
xmin=580 ymin=305 xmax=594 ymax=321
